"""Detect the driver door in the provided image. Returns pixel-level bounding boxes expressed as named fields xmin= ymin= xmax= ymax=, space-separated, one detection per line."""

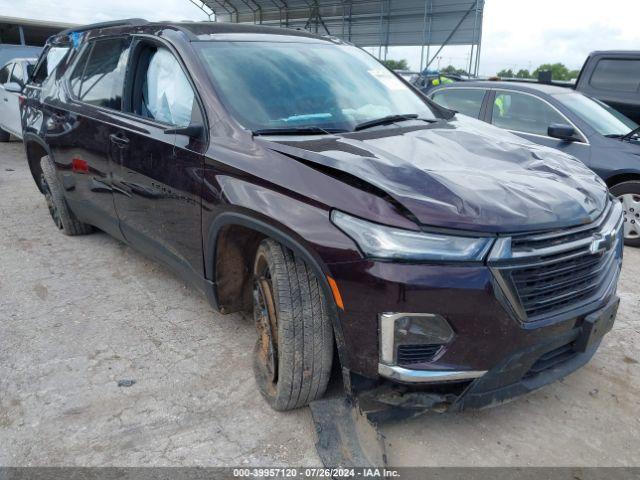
xmin=111 ymin=40 xmax=206 ymax=281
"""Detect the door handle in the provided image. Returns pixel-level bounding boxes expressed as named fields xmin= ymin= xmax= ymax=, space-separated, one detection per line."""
xmin=109 ymin=133 xmax=129 ymax=147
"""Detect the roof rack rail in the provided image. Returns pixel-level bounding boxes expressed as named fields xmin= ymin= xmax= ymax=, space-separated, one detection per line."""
xmin=58 ymin=18 xmax=148 ymax=37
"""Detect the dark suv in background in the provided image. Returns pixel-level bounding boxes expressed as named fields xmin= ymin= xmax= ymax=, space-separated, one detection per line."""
xmin=575 ymin=51 xmax=640 ymax=124
xmin=22 ymin=19 xmax=624 ymax=412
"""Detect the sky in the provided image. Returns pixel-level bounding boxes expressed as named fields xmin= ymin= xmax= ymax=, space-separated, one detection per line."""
xmin=2 ymin=0 xmax=639 ymax=75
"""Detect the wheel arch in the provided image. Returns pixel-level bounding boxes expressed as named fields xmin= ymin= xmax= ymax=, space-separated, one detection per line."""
xmin=204 ymin=211 xmax=348 ymax=367
xmin=604 ymin=171 xmax=640 ymax=189
xmin=23 ymin=134 xmax=52 ymax=194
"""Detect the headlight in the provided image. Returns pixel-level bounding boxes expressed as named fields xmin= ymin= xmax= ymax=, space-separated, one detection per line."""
xmin=331 ymin=210 xmax=494 ymax=262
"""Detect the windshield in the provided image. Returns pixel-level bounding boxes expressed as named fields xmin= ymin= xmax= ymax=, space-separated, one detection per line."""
xmin=554 ymin=92 xmax=638 ymax=137
xmin=194 ymin=41 xmax=437 ymax=132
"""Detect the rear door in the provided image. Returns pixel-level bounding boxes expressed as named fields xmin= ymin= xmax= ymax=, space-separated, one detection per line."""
xmin=111 ymin=39 xmax=206 ymax=280
xmin=488 ymin=89 xmax=591 ymax=161
xmin=47 ymin=37 xmax=131 ymax=239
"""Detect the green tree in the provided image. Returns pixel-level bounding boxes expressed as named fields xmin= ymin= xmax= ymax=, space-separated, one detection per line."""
xmin=441 ymin=65 xmax=469 ymax=76
xmin=532 ymin=63 xmax=572 ymax=81
xmin=515 ymin=69 xmax=531 ymax=78
xmin=497 ymin=68 xmax=515 ymax=78
xmin=381 ymin=59 xmax=409 ymax=70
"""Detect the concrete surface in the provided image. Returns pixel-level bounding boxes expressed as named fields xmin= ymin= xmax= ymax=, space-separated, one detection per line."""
xmin=0 ymin=141 xmax=639 ymax=467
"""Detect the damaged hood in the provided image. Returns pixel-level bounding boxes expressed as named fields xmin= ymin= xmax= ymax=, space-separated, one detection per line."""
xmin=260 ymin=115 xmax=609 ymax=233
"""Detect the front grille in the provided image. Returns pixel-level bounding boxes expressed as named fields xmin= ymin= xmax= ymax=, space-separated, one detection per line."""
xmin=524 ymin=342 xmax=577 ymax=379
xmin=397 ymin=344 xmax=441 ymax=366
xmin=491 ymin=200 xmax=623 ymax=322
xmin=512 ymin=248 xmax=617 ymax=318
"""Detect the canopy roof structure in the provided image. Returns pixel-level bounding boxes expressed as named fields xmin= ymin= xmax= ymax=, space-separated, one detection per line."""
xmin=191 ymin=0 xmax=485 ymax=74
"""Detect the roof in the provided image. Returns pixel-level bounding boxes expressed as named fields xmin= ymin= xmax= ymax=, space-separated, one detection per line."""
xmin=173 ymin=21 xmax=330 ymax=41
xmin=438 ymin=80 xmax=575 ymax=95
xmin=588 ymin=50 xmax=640 ymax=56
xmin=51 ymin=20 xmax=339 ymax=45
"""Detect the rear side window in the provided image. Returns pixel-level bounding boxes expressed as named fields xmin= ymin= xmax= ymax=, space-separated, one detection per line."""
xmin=72 ymin=37 xmax=131 ymax=110
xmin=431 ymin=89 xmax=485 ymax=118
xmin=32 ymin=46 xmax=70 ymax=84
xmin=590 ymin=59 xmax=640 ymax=93
xmin=0 ymin=64 xmax=12 ymax=84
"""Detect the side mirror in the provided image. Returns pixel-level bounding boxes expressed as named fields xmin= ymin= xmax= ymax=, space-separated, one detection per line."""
xmin=4 ymin=82 xmax=22 ymax=93
xmin=548 ymin=123 xmax=578 ymax=142
xmin=164 ymin=123 xmax=204 ymax=138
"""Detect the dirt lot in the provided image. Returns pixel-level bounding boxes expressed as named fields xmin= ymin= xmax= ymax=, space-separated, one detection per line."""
xmin=1 ymin=140 xmax=639 ymax=467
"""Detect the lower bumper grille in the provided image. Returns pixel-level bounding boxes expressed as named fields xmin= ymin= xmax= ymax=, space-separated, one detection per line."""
xmin=397 ymin=344 xmax=441 ymax=366
xmin=524 ymin=342 xmax=577 ymax=378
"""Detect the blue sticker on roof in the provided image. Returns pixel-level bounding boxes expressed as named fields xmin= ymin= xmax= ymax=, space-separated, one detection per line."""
xmin=69 ymin=31 xmax=83 ymax=49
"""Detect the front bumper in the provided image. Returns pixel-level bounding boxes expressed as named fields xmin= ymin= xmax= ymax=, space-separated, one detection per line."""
xmin=327 ymin=201 xmax=624 ymax=405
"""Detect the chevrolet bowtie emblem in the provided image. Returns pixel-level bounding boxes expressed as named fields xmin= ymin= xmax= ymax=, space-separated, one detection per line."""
xmin=589 ymin=230 xmax=617 ymax=255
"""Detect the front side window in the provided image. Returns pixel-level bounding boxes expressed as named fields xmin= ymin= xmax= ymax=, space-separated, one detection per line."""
xmin=74 ymin=38 xmax=130 ymax=110
xmin=139 ymin=48 xmax=195 ymax=126
xmin=492 ymin=91 xmax=567 ymax=136
xmin=431 ymin=89 xmax=485 ymax=118
xmin=554 ymin=92 xmax=638 ymax=137
xmin=194 ymin=41 xmax=437 ymax=132
xmin=590 ymin=59 xmax=640 ymax=93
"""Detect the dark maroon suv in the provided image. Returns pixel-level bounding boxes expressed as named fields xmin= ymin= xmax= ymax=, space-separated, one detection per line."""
xmin=22 ymin=19 xmax=624 ymax=412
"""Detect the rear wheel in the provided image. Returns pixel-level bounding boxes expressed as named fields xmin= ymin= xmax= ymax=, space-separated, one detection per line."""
xmin=0 ymin=129 xmax=10 ymax=142
xmin=252 ymin=239 xmax=334 ymax=411
xmin=40 ymin=156 xmax=93 ymax=236
xmin=611 ymin=181 xmax=640 ymax=247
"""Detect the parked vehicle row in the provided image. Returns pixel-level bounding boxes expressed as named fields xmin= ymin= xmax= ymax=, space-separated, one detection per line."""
xmin=12 ymin=20 xmax=626 ymax=414
xmin=429 ymin=81 xmax=640 ymax=246
xmin=0 ymin=57 xmax=36 ymax=141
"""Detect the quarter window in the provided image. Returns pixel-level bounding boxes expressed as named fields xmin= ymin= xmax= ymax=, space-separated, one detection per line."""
xmin=74 ymin=38 xmax=131 ymax=110
xmin=590 ymin=59 xmax=640 ymax=93
xmin=492 ymin=91 xmax=567 ymax=136
xmin=431 ymin=89 xmax=485 ymax=118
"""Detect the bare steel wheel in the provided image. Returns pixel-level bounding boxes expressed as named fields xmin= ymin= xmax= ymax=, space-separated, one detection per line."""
xmin=252 ymin=239 xmax=334 ymax=411
xmin=611 ymin=181 xmax=640 ymax=247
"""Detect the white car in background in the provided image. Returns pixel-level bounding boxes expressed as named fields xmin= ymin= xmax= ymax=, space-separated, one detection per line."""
xmin=0 ymin=58 xmax=36 ymax=141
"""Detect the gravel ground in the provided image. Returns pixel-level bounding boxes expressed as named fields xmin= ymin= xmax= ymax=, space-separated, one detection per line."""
xmin=0 ymin=140 xmax=638 ymax=467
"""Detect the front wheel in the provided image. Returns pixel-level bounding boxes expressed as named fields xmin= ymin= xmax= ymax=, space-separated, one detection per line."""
xmin=611 ymin=181 xmax=640 ymax=247
xmin=252 ymin=239 xmax=334 ymax=411
xmin=0 ymin=129 xmax=10 ymax=142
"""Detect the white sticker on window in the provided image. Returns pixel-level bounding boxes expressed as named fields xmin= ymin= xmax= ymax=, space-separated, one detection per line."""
xmin=368 ymin=69 xmax=405 ymax=91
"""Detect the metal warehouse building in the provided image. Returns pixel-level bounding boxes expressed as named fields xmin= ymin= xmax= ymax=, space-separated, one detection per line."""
xmin=190 ymin=0 xmax=485 ymax=74
xmin=0 ymin=15 xmax=74 ymax=66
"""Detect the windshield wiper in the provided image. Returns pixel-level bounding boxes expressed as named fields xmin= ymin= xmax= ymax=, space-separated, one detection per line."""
xmin=252 ymin=126 xmax=346 ymax=136
xmin=354 ymin=114 xmax=421 ymax=131
xmin=621 ymin=126 xmax=640 ymax=142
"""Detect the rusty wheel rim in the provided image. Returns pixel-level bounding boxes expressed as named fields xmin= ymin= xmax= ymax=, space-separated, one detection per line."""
xmin=253 ymin=261 xmax=278 ymax=387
